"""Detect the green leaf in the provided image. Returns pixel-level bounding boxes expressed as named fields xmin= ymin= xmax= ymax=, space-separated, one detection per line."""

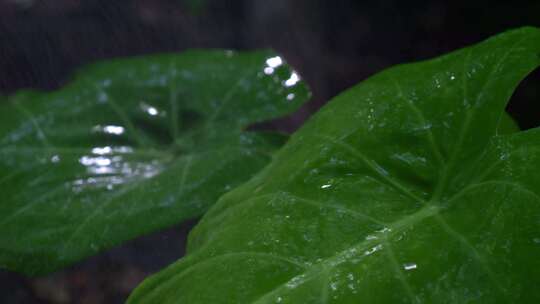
xmin=129 ymin=28 xmax=540 ymax=303
xmin=0 ymin=50 xmax=310 ymax=275
xmin=496 ymin=112 xmax=520 ymax=135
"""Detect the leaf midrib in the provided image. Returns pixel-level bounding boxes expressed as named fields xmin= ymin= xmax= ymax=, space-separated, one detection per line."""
xmin=249 ymin=203 xmax=440 ymax=304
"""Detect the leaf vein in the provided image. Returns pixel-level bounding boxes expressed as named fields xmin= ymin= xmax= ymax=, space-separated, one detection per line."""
xmin=313 ymin=134 xmax=425 ymax=203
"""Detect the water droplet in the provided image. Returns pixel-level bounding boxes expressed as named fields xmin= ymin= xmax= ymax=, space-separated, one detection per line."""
xmin=285 ymin=275 xmax=306 ymax=289
xmin=284 ymin=72 xmax=300 ymax=87
xmin=91 ymin=146 xmax=133 ymax=155
xmin=50 ymin=155 xmax=60 ymax=163
xmin=266 ymin=56 xmax=283 ymax=68
xmin=533 ymin=238 xmax=540 ymax=244
xmin=286 ymin=93 xmax=295 ymax=101
xmin=264 ymin=67 xmax=275 ymax=75
xmin=80 ymin=156 xmax=111 ymax=167
xmin=364 ymin=244 xmax=383 ymax=256
xmin=321 ymin=184 xmax=332 ymax=189
xmin=403 ymin=263 xmax=417 ymax=271
xmin=92 ymin=125 xmax=125 ymax=135
xmin=275 ymin=296 xmax=283 ymax=303
xmin=140 ymin=102 xmax=159 ymax=116
xmin=434 ymin=78 xmax=441 ymax=89
xmin=377 ymin=227 xmax=392 ymax=234
xmin=92 ymin=146 xmax=112 ymax=155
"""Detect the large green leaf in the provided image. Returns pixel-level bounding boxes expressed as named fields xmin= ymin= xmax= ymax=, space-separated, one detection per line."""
xmin=129 ymin=28 xmax=540 ymax=303
xmin=0 ymin=50 xmax=310 ymax=275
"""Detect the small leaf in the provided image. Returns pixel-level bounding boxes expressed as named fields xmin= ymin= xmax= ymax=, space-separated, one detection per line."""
xmin=129 ymin=28 xmax=540 ymax=303
xmin=0 ymin=50 xmax=310 ymax=275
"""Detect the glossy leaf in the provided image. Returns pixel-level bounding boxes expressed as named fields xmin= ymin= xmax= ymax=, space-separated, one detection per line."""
xmin=129 ymin=28 xmax=540 ymax=303
xmin=0 ymin=50 xmax=310 ymax=275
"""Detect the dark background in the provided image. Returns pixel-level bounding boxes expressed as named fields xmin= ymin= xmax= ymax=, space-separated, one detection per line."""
xmin=1 ymin=1 xmax=539 ymax=303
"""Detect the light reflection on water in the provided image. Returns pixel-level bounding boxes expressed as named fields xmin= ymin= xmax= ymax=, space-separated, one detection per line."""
xmin=266 ymin=56 xmax=283 ymax=68
xmin=262 ymin=54 xmax=303 ymax=98
xmin=139 ymin=101 xmax=161 ymax=117
xmin=284 ymin=72 xmax=300 ymax=87
xmin=72 ymin=145 xmax=163 ymax=193
xmin=80 ymin=155 xmax=112 ymax=167
xmin=91 ymin=146 xmax=134 ymax=155
xmin=264 ymin=67 xmax=275 ymax=75
xmin=263 ymin=55 xmax=283 ymax=75
xmin=68 ymin=53 xmax=304 ymax=195
xmin=92 ymin=125 xmax=125 ymax=135
xmin=286 ymin=93 xmax=295 ymax=101
xmin=403 ymin=263 xmax=417 ymax=271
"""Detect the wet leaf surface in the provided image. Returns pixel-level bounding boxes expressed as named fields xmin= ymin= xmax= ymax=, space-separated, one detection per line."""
xmin=129 ymin=28 xmax=540 ymax=303
xmin=0 ymin=50 xmax=310 ymax=275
